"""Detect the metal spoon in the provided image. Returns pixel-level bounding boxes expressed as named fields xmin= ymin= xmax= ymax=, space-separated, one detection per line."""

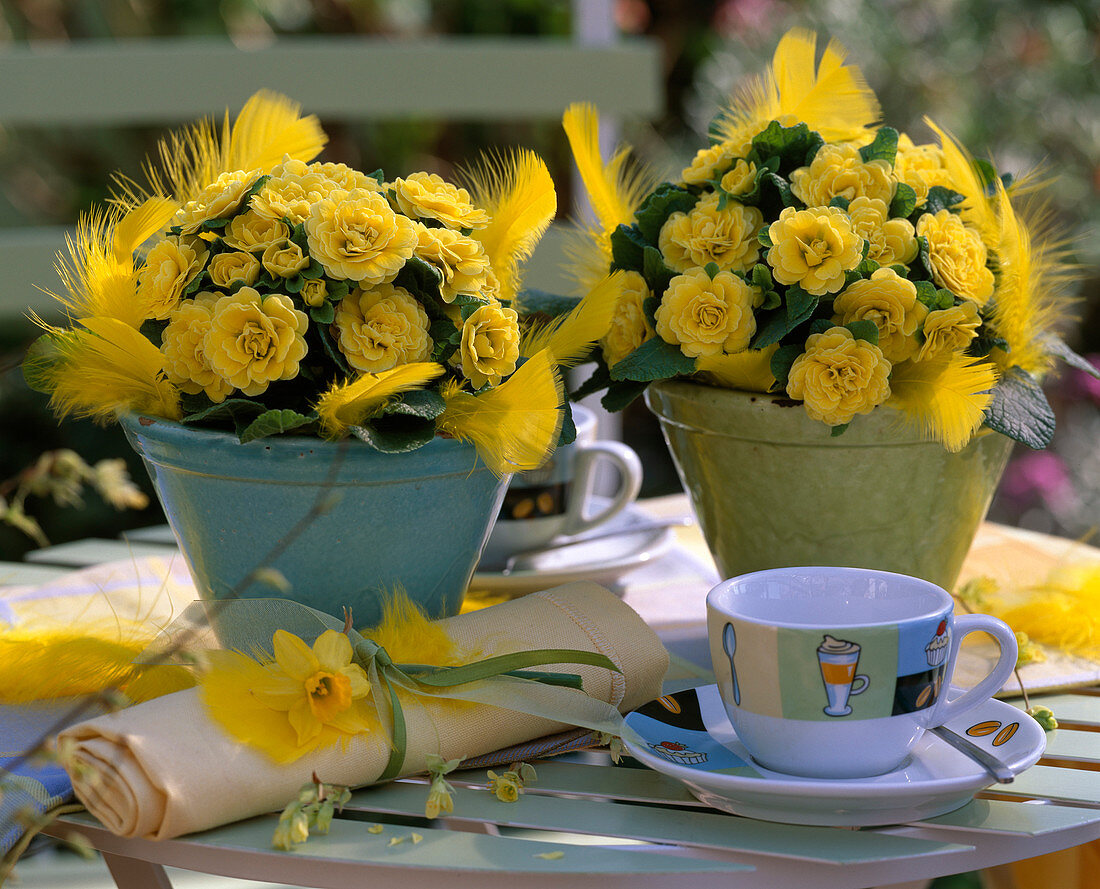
xmin=930 ymin=725 xmax=1015 ymax=784
xmin=723 ymin=622 xmax=741 ymax=706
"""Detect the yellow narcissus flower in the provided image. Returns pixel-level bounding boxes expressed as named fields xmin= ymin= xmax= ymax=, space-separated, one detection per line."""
xmin=832 ymin=267 xmax=928 ymax=364
xmin=413 ymin=225 xmax=493 ymax=303
xmin=206 ymin=287 xmax=308 ymax=396
xmin=601 ymin=270 xmax=654 ymax=366
xmin=917 ymin=301 xmax=982 ymax=362
xmin=767 ymin=205 xmax=863 ymax=296
xmin=161 ymin=293 xmax=234 ymax=403
xmin=136 ymin=235 xmax=210 ymax=320
xmin=334 ymin=284 xmax=431 ymax=373
xmin=222 ymin=211 xmax=290 ymax=252
xmin=789 ymin=142 xmax=896 ymax=208
xmin=655 ymin=268 xmax=758 ymax=359
xmin=916 ymin=210 xmax=995 ymax=307
xmin=306 ymin=188 xmax=418 ymax=285
xmin=681 ymin=140 xmax=743 ymax=186
xmin=175 ymin=169 xmax=261 ymax=234
xmin=659 ymin=193 xmax=763 ymax=274
xmin=299 ymin=277 xmax=328 ymax=308
xmin=262 ymin=240 xmax=309 ymax=278
xmin=786 ymin=326 xmax=892 ymax=426
xmin=720 ymin=159 xmax=758 ymax=197
xmin=893 ymin=133 xmax=953 ymax=203
xmin=391 ymin=171 xmax=490 ymax=230
xmin=459 ymin=302 xmax=521 ymax=388
xmin=208 ymin=251 xmax=261 ymax=289
xmin=846 ymin=196 xmax=918 ymax=266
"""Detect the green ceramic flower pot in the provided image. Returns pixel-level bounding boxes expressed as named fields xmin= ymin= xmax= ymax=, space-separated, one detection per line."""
xmin=120 ymin=414 xmax=508 ymax=628
xmin=645 ymin=381 xmax=1013 ymax=590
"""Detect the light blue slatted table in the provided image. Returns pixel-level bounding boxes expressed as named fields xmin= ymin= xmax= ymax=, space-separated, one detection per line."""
xmin=6 ymin=512 xmax=1100 ymax=889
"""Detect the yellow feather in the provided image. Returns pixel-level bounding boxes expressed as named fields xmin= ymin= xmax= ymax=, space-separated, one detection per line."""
xmin=562 ymin=102 xmax=656 ymax=237
xmin=463 ymin=149 xmax=556 ymax=303
xmin=715 ymin=29 xmax=880 ymax=146
xmin=438 ymin=349 xmax=564 ymax=475
xmin=361 ymin=588 xmax=471 ymax=666
xmin=887 ymin=355 xmax=998 ymax=452
xmin=924 ymin=119 xmax=998 ymax=244
xmin=314 ymin=363 xmax=445 ymax=438
xmin=111 ymin=196 xmax=180 ymax=261
xmin=47 ymin=316 xmax=181 ymax=423
xmin=994 ymin=564 xmax=1100 ymax=658
xmin=520 ymin=271 xmax=619 ymax=365
xmin=562 ymin=223 xmax=615 ymax=297
xmin=226 ymin=89 xmax=327 ymax=176
xmin=696 ymin=345 xmax=778 ymax=392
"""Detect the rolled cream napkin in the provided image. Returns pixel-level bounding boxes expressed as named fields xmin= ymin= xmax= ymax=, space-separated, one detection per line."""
xmin=58 ymin=582 xmax=667 ymax=840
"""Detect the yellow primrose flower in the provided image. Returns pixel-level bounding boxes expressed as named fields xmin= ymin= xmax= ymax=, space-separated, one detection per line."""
xmin=916 ymin=210 xmax=995 ymax=306
xmin=300 ymin=277 xmax=328 ymax=308
xmin=789 ymin=142 xmax=896 ymax=208
xmin=161 ymin=292 xmax=234 ymax=403
xmin=208 ymin=251 xmax=261 ymax=289
xmin=658 ymin=193 xmax=763 ymax=274
xmin=486 ymin=769 xmax=522 ymax=803
xmin=459 ymin=302 xmax=521 ymax=388
xmin=681 ymin=140 xmax=741 ymax=186
xmin=306 ymin=188 xmax=418 ymax=285
xmin=251 ymin=157 xmax=382 ymax=224
xmin=600 ymin=271 xmax=654 ymax=367
xmin=335 ymin=284 xmax=432 ymax=373
xmin=894 ymin=133 xmax=953 ymax=203
xmin=223 ymin=211 xmax=290 ymax=253
xmin=137 ymin=235 xmax=209 ymax=320
xmin=916 ymin=301 xmax=982 ymax=362
xmin=767 ymin=206 xmax=863 ymax=296
xmin=655 ymin=268 xmax=758 ymax=359
xmin=175 ymin=169 xmax=261 ymax=234
xmin=413 ymin=225 xmax=493 ymax=303
xmin=720 ymin=159 xmax=758 ymax=197
xmin=262 ymin=240 xmax=310 ymax=278
xmin=846 ymin=197 xmax=918 ymax=266
xmin=832 ymin=268 xmax=928 ymax=364
xmin=206 ymin=287 xmax=309 ymax=396
xmin=391 ymin=171 xmax=490 ymax=230
xmin=786 ymin=326 xmax=892 ymax=426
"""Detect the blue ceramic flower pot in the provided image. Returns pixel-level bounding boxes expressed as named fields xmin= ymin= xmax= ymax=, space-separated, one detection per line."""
xmin=120 ymin=414 xmax=508 ymax=628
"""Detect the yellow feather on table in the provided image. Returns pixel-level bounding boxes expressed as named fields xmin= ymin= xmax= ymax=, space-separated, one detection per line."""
xmin=995 ymin=564 xmax=1100 ymax=659
xmin=887 ymin=355 xmax=997 ymax=452
xmin=462 ymin=149 xmax=556 ymax=303
xmin=315 ymin=363 xmax=445 ymax=438
xmin=714 ymin=29 xmax=881 ymax=146
xmin=519 ymin=272 xmax=619 ymax=366
xmin=44 ymin=316 xmax=181 ymax=423
xmin=438 ymin=349 xmax=563 ymax=476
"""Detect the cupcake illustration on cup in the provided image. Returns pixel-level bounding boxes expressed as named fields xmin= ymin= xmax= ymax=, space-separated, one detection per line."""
xmin=648 ymin=740 xmax=708 ymax=765
xmin=817 ymin=635 xmax=870 ymax=717
xmin=925 ymin=620 xmax=950 ymax=667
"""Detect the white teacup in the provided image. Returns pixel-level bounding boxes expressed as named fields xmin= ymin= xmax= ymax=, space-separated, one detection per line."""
xmin=480 ymin=404 xmax=643 ymax=567
xmin=707 ymin=566 xmax=1018 ymax=779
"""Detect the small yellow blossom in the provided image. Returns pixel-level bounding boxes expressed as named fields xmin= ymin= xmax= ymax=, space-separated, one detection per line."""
xmin=391 ymin=171 xmax=489 ymax=230
xmin=459 ymin=302 xmax=521 ymax=388
xmin=487 ymin=769 xmax=522 ymax=802
xmin=655 ymin=268 xmax=758 ymax=358
xmin=262 ymin=240 xmax=310 ymax=278
xmin=208 ymin=251 xmax=261 ymax=289
xmin=832 ymin=267 xmax=928 ymax=364
xmin=894 ymin=133 xmax=953 ymax=203
xmin=659 ymin=192 xmax=763 ymax=274
xmin=251 ymin=157 xmax=382 ymax=224
xmin=1015 ymin=631 xmax=1046 ymax=667
xmin=534 ymin=851 xmax=565 ymax=860
xmin=90 ymin=458 xmax=148 ymax=510
xmin=176 ymin=170 xmax=261 ymax=234
xmin=223 ymin=211 xmax=290 ymax=253
xmin=767 ymin=206 xmax=863 ymax=296
xmin=846 ymin=196 xmax=918 ymax=266
xmin=367 ymin=824 xmax=385 ymax=834
xmin=137 ymin=236 xmax=209 ymax=320
xmin=601 ymin=271 xmax=654 ymax=366
xmin=335 ymin=284 xmax=432 ymax=374
xmin=161 ymin=292 xmax=235 ymax=402
xmin=205 ymin=287 xmax=309 ymax=396
xmin=720 ymin=159 xmax=758 ymax=196
xmin=916 ymin=210 xmax=995 ymax=306
xmin=681 ymin=140 xmax=740 ymax=185
xmin=786 ymin=326 xmax=892 ymax=426
xmin=300 ymin=277 xmax=328 ymax=308
xmin=917 ymin=301 xmax=982 ymax=362
xmin=955 ymin=576 xmax=997 ymax=612
xmin=789 ymin=143 xmax=896 ymax=207
xmin=1027 ymin=706 xmax=1058 ymax=732
xmin=307 ymin=189 xmax=418 ymax=284
xmin=413 ymin=225 xmax=492 ymax=302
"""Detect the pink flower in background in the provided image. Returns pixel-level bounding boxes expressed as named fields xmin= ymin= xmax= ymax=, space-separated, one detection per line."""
xmin=1000 ymin=450 xmax=1074 ymax=511
xmin=1068 ymin=355 xmax=1100 ymax=406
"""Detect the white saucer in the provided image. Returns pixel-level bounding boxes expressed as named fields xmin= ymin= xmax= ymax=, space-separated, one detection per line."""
xmin=622 ymin=684 xmax=1046 ymax=827
xmin=472 ymin=502 xmax=676 ymax=594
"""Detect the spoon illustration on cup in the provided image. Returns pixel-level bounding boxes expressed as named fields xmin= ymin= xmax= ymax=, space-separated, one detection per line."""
xmin=723 ymin=623 xmax=740 ymax=705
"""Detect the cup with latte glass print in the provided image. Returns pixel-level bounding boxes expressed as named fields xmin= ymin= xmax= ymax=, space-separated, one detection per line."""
xmin=707 ymin=566 xmax=1018 ymax=779
xmin=480 ymin=404 xmax=643 ymax=567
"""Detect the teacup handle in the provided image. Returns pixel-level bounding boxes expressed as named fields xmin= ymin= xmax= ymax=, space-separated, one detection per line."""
xmin=931 ymin=613 xmax=1019 ymax=727
xmin=561 ymin=441 xmax=643 ymax=536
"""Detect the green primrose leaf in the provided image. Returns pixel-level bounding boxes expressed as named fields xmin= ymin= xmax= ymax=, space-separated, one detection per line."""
xmin=608 ymin=336 xmax=696 ymax=382
xmin=381 ymin=389 xmax=447 ymax=421
xmin=889 ymin=183 xmax=918 ymax=219
xmin=845 ymin=319 xmax=879 ymax=345
xmin=808 ymin=318 xmax=834 ymax=336
xmin=181 ymin=397 xmax=267 ymax=427
xmin=571 ymin=359 xmax=613 ymax=402
xmin=830 ymin=422 xmax=851 ymax=437
xmin=769 ymin=343 xmax=804 ymax=389
xmin=352 ymin=416 xmax=438 ymax=453
xmin=859 ymin=127 xmax=898 ymax=165
xmin=643 ymin=246 xmax=675 ymax=293
xmin=610 ymin=224 xmax=647 ymax=272
xmin=368 ymin=168 xmax=384 ymax=184
xmin=21 ymin=331 xmax=67 ymax=392
xmin=751 ymin=285 xmax=819 ymax=349
xmin=922 ymin=186 xmax=966 ymax=215
xmin=703 ymin=261 xmax=721 ymax=280
xmin=983 ymin=367 xmax=1055 ymax=449
xmin=829 ymin=196 xmax=850 ymax=211
xmin=601 ymin=379 xmax=649 ymax=412
xmin=635 ymin=183 xmax=697 ymax=244
xmin=309 ymin=302 xmax=335 ymax=325
xmin=758 ymin=227 xmax=774 ymax=248
xmin=284 ymin=275 xmax=305 ymax=294
xmin=515 ymin=288 xmax=581 ymax=318
xmin=238 ymin=409 xmax=315 ymax=443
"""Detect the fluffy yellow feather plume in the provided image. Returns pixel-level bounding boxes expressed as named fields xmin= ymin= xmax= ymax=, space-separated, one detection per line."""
xmin=713 ymin=29 xmax=881 ymax=146
xmin=45 ymin=316 xmax=181 ymax=423
xmin=520 ymin=271 xmax=619 ymax=365
xmin=315 ymin=363 xmax=446 ymax=438
xmin=111 ymin=196 xmax=180 ymax=262
xmin=438 ymin=349 xmax=563 ymax=475
xmin=887 ymin=355 xmax=998 ymax=452
xmin=924 ymin=119 xmax=998 ymax=245
xmin=362 ymin=588 xmax=472 ymax=666
xmin=994 ymin=563 xmax=1100 ymax=659
xmin=463 ymin=149 xmax=556 ymax=303
xmin=696 ymin=345 xmax=778 ymax=393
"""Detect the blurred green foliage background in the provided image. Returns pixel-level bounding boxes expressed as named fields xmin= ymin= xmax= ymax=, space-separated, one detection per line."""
xmin=0 ymin=0 xmax=1096 ymax=558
